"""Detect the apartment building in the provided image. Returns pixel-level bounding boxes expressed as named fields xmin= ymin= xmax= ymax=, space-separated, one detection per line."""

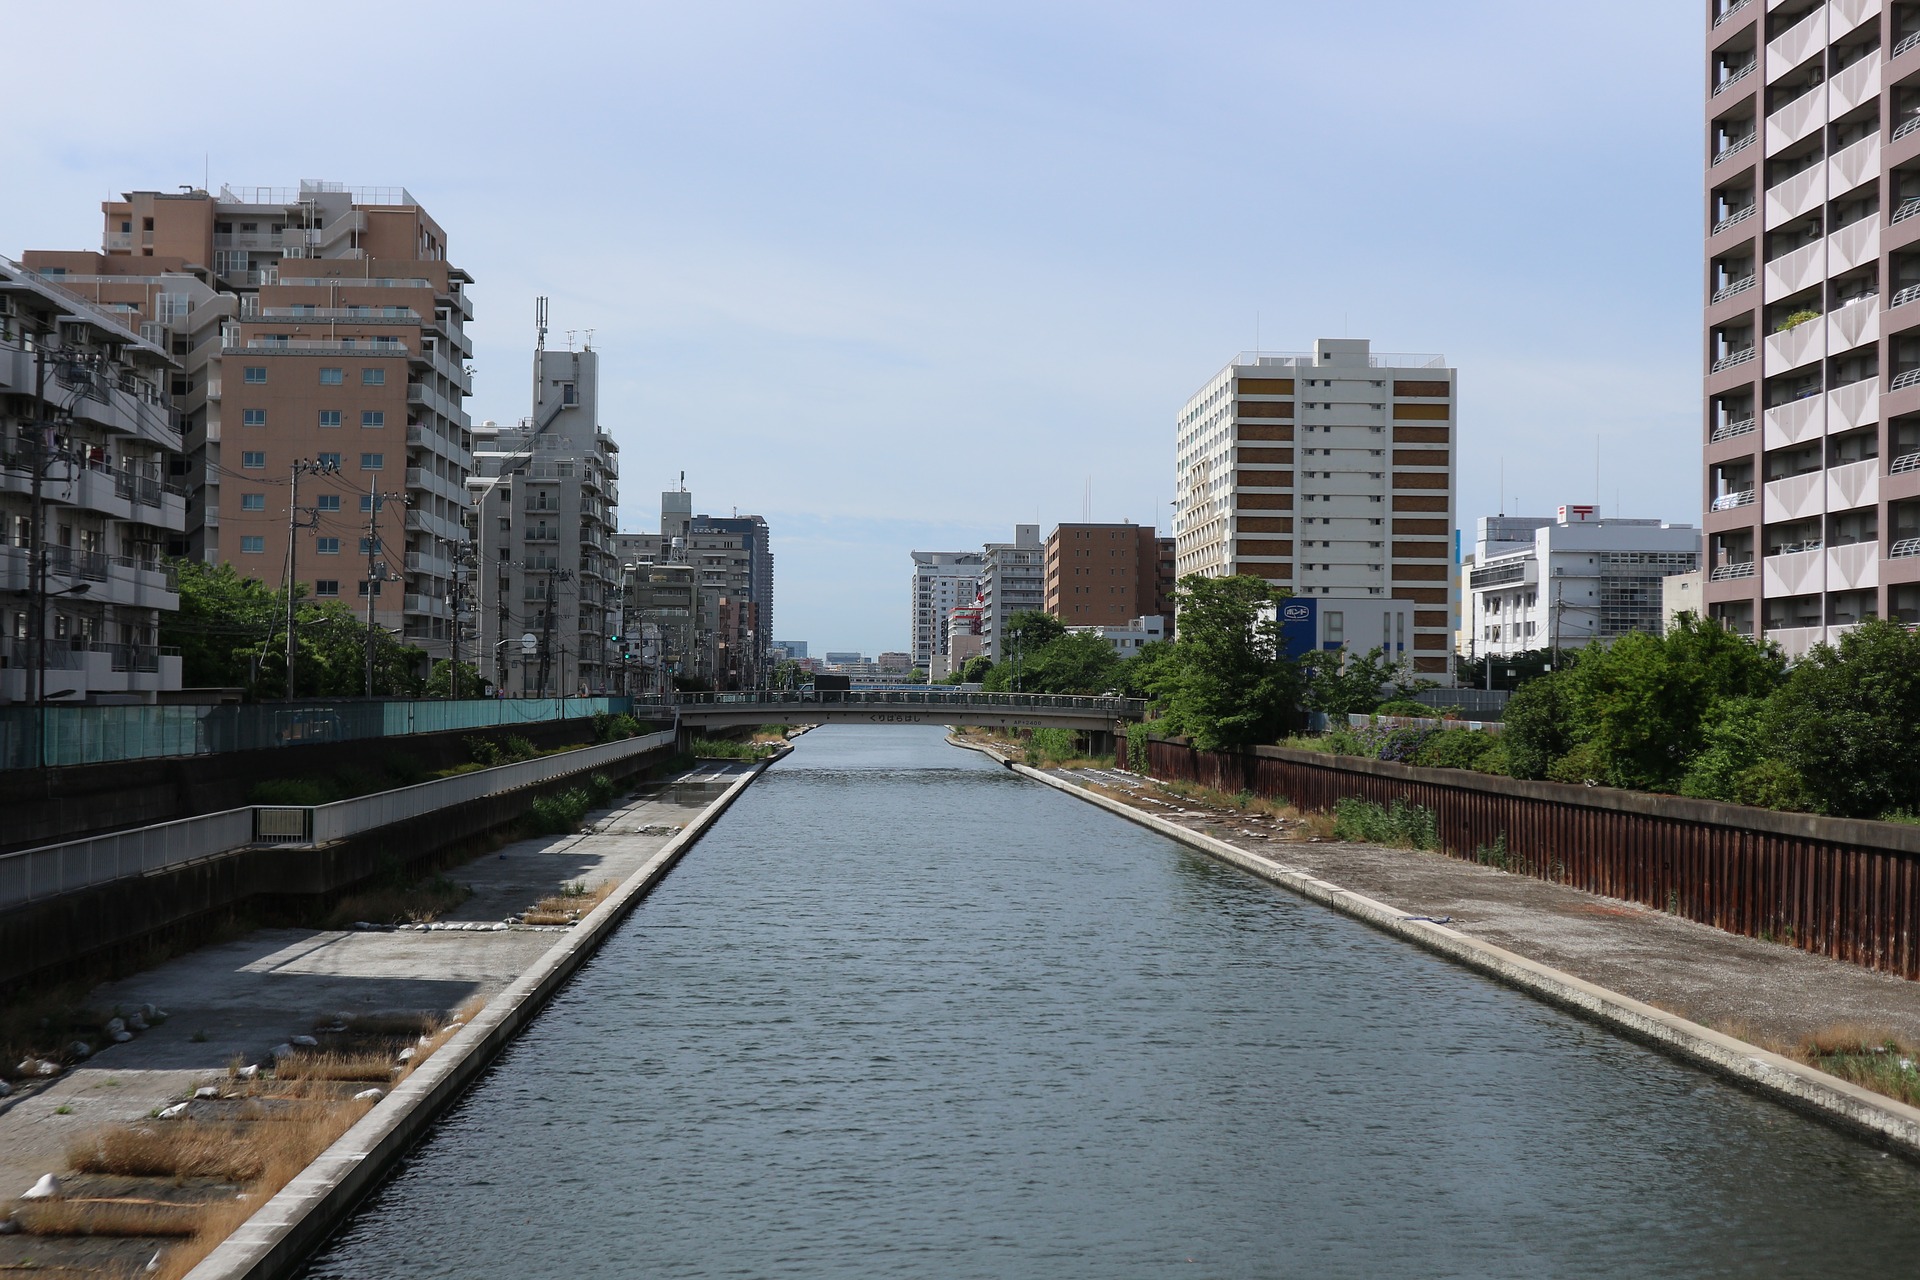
xmin=1172 ymin=338 xmax=1457 ymax=675
xmin=979 ymin=524 xmax=1045 ymax=661
xmin=469 ymin=343 xmax=619 ymax=695
xmin=1043 ymin=522 xmax=1175 ymax=633
xmin=1466 ymin=507 xmax=1701 ymax=658
xmin=24 ymin=180 xmax=475 ymax=661
xmin=910 ymin=549 xmax=986 ymax=672
xmin=1702 ymin=1 xmax=1920 ymax=653
xmin=0 ymin=258 xmax=187 ymax=702
xmin=691 ymin=513 xmax=773 ymax=681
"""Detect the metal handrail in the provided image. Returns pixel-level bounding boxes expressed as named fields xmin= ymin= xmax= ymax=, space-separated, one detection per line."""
xmin=1896 ymin=284 xmax=1920 ymax=310
xmin=1711 ymin=417 xmax=1757 ymax=442
xmin=1898 ymin=117 xmax=1920 ymax=143
xmin=1712 ymin=205 xmax=1756 ymax=235
xmin=1711 ymin=489 xmax=1756 ymax=511
xmin=1712 ymin=275 xmax=1756 ymax=303
xmin=1894 ymin=198 xmax=1920 ymax=225
xmin=1891 ymin=451 xmax=1920 ymax=474
xmin=1899 ymin=31 xmax=1920 ymax=59
xmin=1713 ymin=63 xmax=1755 ymax=95
xmin=1769 ymin=540 xmax=1824 ymax=557
xmin=1894 ymin=369 xmax=1920 ymax=392
xmin=1709 ymin=562 xmax=1756 ymax=581
xmin=1712 ymin=0 xmax=1749 ymax=27
xmin=1893 ymin=538 xmax=1920 ymax=558
xmin=1713 ymin=134 xmax=1756 ymax=165
xmin=671 ymin=690 xmax=1148 ymax=716
xmin=1711 ymin=347 xmax=1756 ymax=373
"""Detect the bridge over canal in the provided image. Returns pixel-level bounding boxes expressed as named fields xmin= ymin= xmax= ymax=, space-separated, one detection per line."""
xmin=655 ymin=691 xmax=1146 ymax=732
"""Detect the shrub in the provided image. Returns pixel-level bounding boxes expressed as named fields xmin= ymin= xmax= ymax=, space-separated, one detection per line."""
xmin=1125 ymin=722 xmax=1151 ymax=770
xmin=528 ymin=789 xmax=592 ymax=834
xmin=1024 ymin=727 xmax=1079 ymax=765
xmin=1373 ymin=698 xmax=1431 ymax=718
xmin=586 ymin=772 xmax=619 ymax=807
xmin=1766 ymin=619 xmax=1920 ymax=817
xmin=1546 ymin=741 xmax=1609 ymax=786
xmin=1413 ymin=728 xmax=1498 ymax=771
xmin=466 ymin=736 xmax=503 ymax=767
xmin=592 ymin=712 xmax=643 ymax=743
xmin=691 ymin=737 xmax=774 ymax=760
xmin=1502 ymin=672 xmax=1576 ymax=780
xmin=501 ymin=735 xmax=538 ymax=762
xmin=1470 ymin=737 xmax=1513 ymax=776
xmin=250 ymin=778 xmax=337 ymax=806
xmin=1330 ymin=797 xmax=1439 ymax=850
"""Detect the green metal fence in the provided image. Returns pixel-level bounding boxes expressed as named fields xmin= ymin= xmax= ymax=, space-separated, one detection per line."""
xmin=0 ymin=697 xmax=640 ymax=769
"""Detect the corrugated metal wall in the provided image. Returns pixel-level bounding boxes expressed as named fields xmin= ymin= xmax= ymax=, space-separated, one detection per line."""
xmin=1145 ymin=738 xmax=1920 ymax=979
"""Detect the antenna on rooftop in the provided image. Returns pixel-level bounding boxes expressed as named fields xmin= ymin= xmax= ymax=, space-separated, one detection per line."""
xmin=565 ymin=329 xmax=576 ymax=351
xmin=534 ymin=296 xmax=548 ymax=353
xmin=583 ymin=328 xmax=595 ymax=351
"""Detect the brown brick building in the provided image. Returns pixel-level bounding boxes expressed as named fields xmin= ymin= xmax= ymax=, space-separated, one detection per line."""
xmin=1043 ymin=522 xmax=1175 ymax=633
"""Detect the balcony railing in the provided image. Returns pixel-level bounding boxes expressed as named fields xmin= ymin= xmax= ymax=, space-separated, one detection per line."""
xmin=1891 ymin=537 xmax=1920 ymax=558
xmin=1713 ymin=133 xmax=1756 ymax=166
xmin=1711 ymin=347 xmax=1756 ymax=372
xmin=1711 ymin=275 xmax=1755 ymax=304
xmin=1711 ymin=416 xmax=1757 ymax=442
xmin=1711 ymin=489 xmax=1756 ymax=511
xmin=1713 ymin=62 xmax=1756 ymax=96
xmin=1898 ymin=116 xmax=1920 ymax=144
xmin=1898 ymin=199 xmax=1920 ymax=228
xmin=1891 ymin=451 xmax=1920 ymax=474
xmin=1769 ymin=539 xmax=1824 ymax=556
xmin=1893 ymin=369 xmax=1920 ymax=392
xmin=1898 ymin=31 xmax=1920 ymax=59
xmin=1712 ymin=0 xmax=1750 ymax=26
xmin=1896 ymin=284 xmax=1920 ymax=310
xmin=1709 ymin=561 xmax=1757 ymax=581
xmin=1712 ymin=205 xmax=1756 ymax=235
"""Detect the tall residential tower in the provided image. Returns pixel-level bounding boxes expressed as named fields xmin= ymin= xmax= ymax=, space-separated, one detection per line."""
xmin=1173 ymin=338 xmax=1456 ymax=675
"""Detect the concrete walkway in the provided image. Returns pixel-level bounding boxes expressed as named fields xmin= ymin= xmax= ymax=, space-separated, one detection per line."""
xmin=1057 ymin=763 xmax=1920 ymax=1048
xmin=0 ymin=763 xmax=751 ymax=1211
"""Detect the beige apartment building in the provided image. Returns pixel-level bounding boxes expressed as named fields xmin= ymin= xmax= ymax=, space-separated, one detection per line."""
xmin=1172 ymin=338 xmax=1457 ymax=675
xmin=1042 ymin=522 xmax=1175 ymax=632
xmin=1702 ymin=1 xmax=1920 ymax=655
xmin=22 ymin=180 xmax=474 ymax=660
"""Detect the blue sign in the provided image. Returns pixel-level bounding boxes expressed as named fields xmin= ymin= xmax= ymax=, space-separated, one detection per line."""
xmin=1277 ymin=598 xmax=1317 ymax=661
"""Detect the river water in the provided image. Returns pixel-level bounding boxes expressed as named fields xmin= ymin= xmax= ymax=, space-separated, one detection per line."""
xmin=302 ymin=726 xmax=1920 ymax=1278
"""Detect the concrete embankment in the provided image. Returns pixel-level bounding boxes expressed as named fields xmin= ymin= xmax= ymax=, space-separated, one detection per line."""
xmin=950 ymin=735 xmax=1920 ymax=1159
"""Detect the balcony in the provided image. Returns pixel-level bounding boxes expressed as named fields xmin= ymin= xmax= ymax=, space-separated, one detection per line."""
xmin=1711 ymin=346 xmax=1757 ymax=373
xmin=1891 ymin=451 xmax=1920 ymax=474
xmin=1828 ymin=133 xmax=1880 ymax=196
xmin=1893 ymin=369 xmax=1920 ymax=393
xmin=1712 ymin=0 xmax=1749 ymax=26
xmin=1713 ymin=204 xmax=1758 ymax=235
xmin=1709 ymin=561 xmax=1757 ymax=581
xmin=1712 ymin=275 xmax=1756 ymax=304
xmin=1766 ymin=6 xmax=1825 ymax=81
xmin=1764 ymin=239 xmax=1823 ymax=298
xmin=1893 ymin=537 xmax=1920 ymax=558
xmin=1765 ymin=470 xmax=1824 ymax=521
xmin=1713 ymin=62 xmax=1756 ymax=96
xmin=1828 ymin=457 xmax=1880 ymax=511
xmin=1711 ymin=416 xmax=1757 ymax=442
xmin=1764 ymin=314 xmax=1823 ymax=375
xmin=1765 ymin=87 xmax=1826 ymax=155
xmin=1712 ymin=133 xmax=1756 ymax=166
xmin=1710 ymin=488 xmax=1756 ymax=511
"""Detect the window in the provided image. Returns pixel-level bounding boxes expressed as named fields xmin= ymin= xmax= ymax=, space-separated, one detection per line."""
xmin=242 ymin=409 xmax=266 ymax=428
xmin=316 ymin=537 xmax=340 ymax=555
xmin=1326 ymin=611 xmax=1344 ymax=643
xmin=360 ymin=453 xmax=383 ymax=470
xmin=240 ymin=535 xmax=265 ymax=554
xmin=241 ymin=493 xmax=265 ymax=512
xmin=316 ymin=495 xmax=340 ymax=512
xmin=360 ymin=495 xmax=375 ymax=512
xmin=320 ymin=367 xmax=344 ymax=385
xmin=314 ymin=580 xmax=339 ymax=597
xmin=243 ymin=367 xmax=267 ymax=384
xmin=241 ymin=451 xmax=265 ymax=469
xmin=361 ymin=368 xmax=385 ymax=386
xmin=319 ymin=410 xmax=342 ymax=429
xmin=361 ymin=410 xmax=385 ymax=429
xmin=317 ymin=452 xmax=341 ymax=468
xmin=359 ymin=537 xmax=382 ymax=554
xmin=358 ymin=581 xmax=383 ymax=597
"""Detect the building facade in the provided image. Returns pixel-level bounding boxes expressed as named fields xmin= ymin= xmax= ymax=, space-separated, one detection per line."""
xmin=1043 ymin=522 xmax=1174 ymax=632
xmin=1467 ymin=507 xmax=1701 ymax=658
xmin=979 ymin=524 xmax=1044 ymax=661
xmin=910 ymin=549 xmax=986 ymax=672
xmin=25 ymin=181 xmax=474 ymax=661
xmin=1065 ymin=614 xmax=1166 ymax=657
xmin=1173 ymin=338 xmax=1456 ymax=675
xmin=470 ymin=342 xmax=619 ymax=695
xmin=0 ymin=258 xmax=187 ymax=702
xmin=1703 ymin=2 xmax=1920 ymax=654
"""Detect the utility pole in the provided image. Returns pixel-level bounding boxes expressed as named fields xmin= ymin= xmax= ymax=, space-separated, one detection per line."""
xmin=362 ymin=482 xmax=406 ymax=698
xmin=27 ymin=331 xmax=53 ymax=767
xmin=284 ymin=457 xmax=337 ymax=700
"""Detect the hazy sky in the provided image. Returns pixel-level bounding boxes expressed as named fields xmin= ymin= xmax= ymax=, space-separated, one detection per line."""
xmin=9 ymin=1 xmax=1700 ymax=656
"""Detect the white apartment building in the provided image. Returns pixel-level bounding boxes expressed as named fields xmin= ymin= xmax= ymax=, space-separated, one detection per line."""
xmin=979 ymin=524 xmax=1044 ymax=661
xmin=1066 ymin=614 xmax=1165 ymax=657
xmin=1173 ymin=337 xmax=1457 ymax=676
xmin=910 ymin=549 xmax=985 ymax=672
xmin=1467 ymin=507 xmax=1701 ymax=658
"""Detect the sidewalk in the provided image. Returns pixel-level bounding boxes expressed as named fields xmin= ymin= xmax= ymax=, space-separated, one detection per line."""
xmin=1054 ymin=763 xmax=1920 ymax=1048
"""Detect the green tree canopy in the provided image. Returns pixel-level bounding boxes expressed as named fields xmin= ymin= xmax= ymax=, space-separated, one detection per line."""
xmin=1149 ymin=574 xmax=1299 ymax=750
xmin=1302 ymin=646 xmax=1411 ymax=716
xmin=1016 ymin=631 xmax=1121 ymax=695
xmin=1766 ymin=618 xmax=1920 ymax=817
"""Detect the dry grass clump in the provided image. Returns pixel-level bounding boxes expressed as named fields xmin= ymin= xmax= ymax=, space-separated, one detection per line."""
xmin=272 ymin=1051 xmax=403 ymax=1083
xmin=322 ymin=874 xmax=471 ymax=929
xmin=13 ymin=1197 xmax=207 ymax=1238
xmin=68 ymin=1123 xmax=269 ymax=1182
xmin=523 ymin=879 xmax=615 ymax=925
xmin=1794 ymin=1025 xmax=1920 ymax=1106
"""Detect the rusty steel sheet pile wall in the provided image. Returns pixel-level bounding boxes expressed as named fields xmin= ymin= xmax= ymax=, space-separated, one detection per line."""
xmin=1145 ymin=737 xmax=1920 ymax=980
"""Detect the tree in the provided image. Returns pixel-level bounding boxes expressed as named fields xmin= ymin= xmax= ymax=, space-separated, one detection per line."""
xmin=1018 ymin=631 xmax=1120 ymax=694
xmin=1150 ymin=574 xmax=1299 ymax=750
xmin=944 ymin=654 xmax=994 ymax=686
xmin=1302 ymin=646 xmax=1410 ymax=716
xmin=1002 ymin=610 xmax=1066 ymax=688
xmin=1767 ymin=618 xmax=1920 ymax=818
xmin=1501 ymin=670 xmax=1576 ymax=781
xmin=1114 ymin=640 xmax=1175 ymax=700
xmin=162 ymin=559 xmax=286 ymax=693
xmin=424 ymin=659 xmax=492 ymax=699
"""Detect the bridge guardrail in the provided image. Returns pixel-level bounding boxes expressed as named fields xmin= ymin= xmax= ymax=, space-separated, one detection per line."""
xmin=0 ymin=731 xmax=677 ymax=911
xmin=670 ymin=691 xmax=1145 ymax=716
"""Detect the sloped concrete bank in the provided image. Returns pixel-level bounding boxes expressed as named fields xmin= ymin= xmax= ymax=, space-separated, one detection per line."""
xmin=182 ymin=752 xmax=781 ymax=1280
xmin=949 ymin=735 xmax=1920 ymax=1160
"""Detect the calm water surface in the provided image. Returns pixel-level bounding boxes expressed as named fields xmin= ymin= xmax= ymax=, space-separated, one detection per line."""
xmin=303 ymin=726 xmax=1920 ymax=1278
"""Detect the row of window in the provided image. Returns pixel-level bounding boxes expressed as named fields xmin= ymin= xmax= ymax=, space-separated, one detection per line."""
xmin=239 ymin=493 xmax=380 ymax=513
xmin=240 ymin=451 xmax=383 ymax=470
xmin=244 ymin=367 xmax=387 ymax=386
xmin=241 ymin=410 xmax=386 ymax=428
xmin=240 ymin=538 xmax=385 ymax=557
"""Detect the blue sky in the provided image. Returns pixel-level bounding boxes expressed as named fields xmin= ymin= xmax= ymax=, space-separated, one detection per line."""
xmin=10 ymin=1 xmax=1702 ymax=656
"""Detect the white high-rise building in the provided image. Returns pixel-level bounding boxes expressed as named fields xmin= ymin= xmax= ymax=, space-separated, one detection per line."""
xmin=910 ymin=549 xmax=985 ymax=672
xmin=1173 ymin=338 xmax=1457 ymax=678
xmin=979 ymin=524 xmax=1044 ymax=662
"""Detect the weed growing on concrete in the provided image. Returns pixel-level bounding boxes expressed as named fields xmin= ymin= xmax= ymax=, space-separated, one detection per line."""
xmin=528 ymin=789 xmax=593 ymax=834
xmin=691 ymin=737 xmax=778 ymax=761
xmin=12 ymin=1196 xmax=208 ymax=1238
xmin=525 ymin=879 xmax=617 ymax=925
xmin=1023 ymin=728 xmax=1080 ymax=767
xmin=1474 ymin=836 xmax=1512 ymax=871
xmin=54 ymin=1104 xmax=72 ymax=1115
xmin=322 ymin=873 xmax=472 ymax=930
xmin=1330 ymin=797 xmax=1440 ymax=851
xmin=1797 ymin=1026 xmax=1920 ymax=1106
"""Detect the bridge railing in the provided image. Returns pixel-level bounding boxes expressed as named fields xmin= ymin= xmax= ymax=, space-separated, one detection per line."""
xmin=671 ymin=691 xmax=1146 ymax=717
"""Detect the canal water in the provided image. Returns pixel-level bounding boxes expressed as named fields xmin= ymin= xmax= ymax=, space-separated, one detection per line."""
xmin=303 ymin=726 xmax=1920 ymax=1278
